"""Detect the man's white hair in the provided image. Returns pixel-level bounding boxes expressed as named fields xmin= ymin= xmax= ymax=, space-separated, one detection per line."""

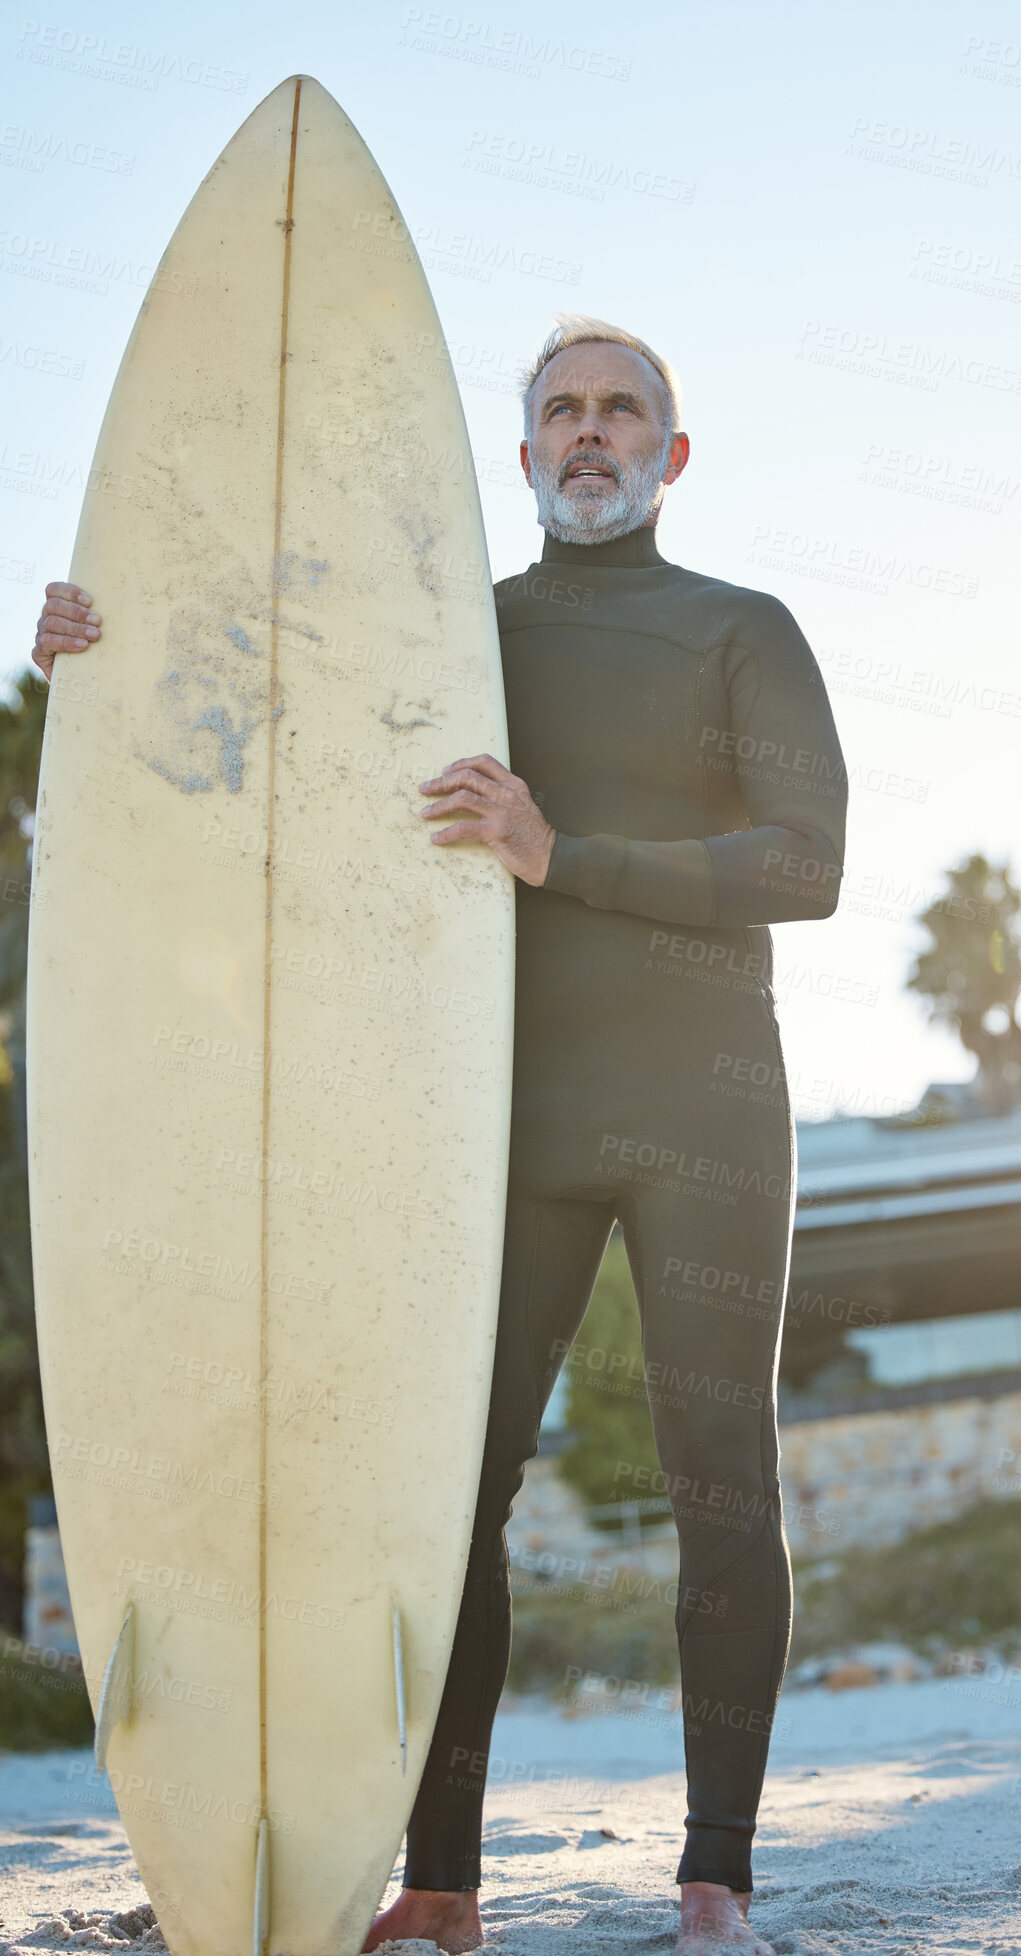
xmin=520 ymin=314 xmax=683 ymax=441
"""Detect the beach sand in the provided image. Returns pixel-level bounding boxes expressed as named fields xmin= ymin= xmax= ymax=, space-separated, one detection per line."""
xmin=2 ymin=1678 xmax=1020 ymax=1955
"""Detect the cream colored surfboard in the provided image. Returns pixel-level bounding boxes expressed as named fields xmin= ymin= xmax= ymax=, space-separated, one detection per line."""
xmin=26 ymin=75 xmax=514 ymax=1956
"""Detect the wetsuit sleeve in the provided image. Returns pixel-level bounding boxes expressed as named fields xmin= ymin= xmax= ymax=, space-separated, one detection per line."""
xmin=542 ymin=594 xmax=847 ymax=927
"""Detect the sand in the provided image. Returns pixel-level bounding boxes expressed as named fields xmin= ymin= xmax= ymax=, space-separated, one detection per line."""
xmin=2 ymin=1678 xmax=1020 ymax=1955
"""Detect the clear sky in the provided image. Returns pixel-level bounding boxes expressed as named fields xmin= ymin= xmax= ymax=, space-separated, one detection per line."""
xmin=2 ymin=0 xmax=1018 ymax=1119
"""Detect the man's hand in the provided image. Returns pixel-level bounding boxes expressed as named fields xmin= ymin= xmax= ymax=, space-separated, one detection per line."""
xmin=419 ymin=753 xmax=556 ymax=887
xmin=33 ymin=583 xmax=102 ymax=683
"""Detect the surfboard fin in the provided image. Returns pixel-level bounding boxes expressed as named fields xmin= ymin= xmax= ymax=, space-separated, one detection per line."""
xmin=392 ymin=1602 xmax=407 ymax=1775
xmin=253 ymin=1814 xmax=270 ymax=1956
xmin=94 ymin=1602 xmax=136 ymax=1773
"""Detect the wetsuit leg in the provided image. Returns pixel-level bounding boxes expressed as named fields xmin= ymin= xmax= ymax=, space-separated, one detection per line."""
xmin=402 ymin=1161 xmax=616 ymax=1890
xmin=405 ymin=1069 xmax=793 ymax=1895
xmin=616 ymin=1173 xmax=794 ymax=1894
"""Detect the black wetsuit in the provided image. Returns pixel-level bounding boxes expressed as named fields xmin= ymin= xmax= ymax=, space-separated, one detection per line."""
xmin=403 ymin=523 xmax=847 ymax=1894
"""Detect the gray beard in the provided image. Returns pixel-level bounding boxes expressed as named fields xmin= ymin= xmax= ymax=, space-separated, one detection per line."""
xmin=529 ymin=433 xmax=673 ymax=544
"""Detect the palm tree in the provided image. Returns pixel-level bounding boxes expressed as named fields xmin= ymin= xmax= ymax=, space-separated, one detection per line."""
xmin=907 ymin=853 xmax=1021 ymax=1116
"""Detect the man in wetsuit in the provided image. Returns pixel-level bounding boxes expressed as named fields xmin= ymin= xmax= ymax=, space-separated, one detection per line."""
xmin=33 ymin=317 xmax=846 ymax=1956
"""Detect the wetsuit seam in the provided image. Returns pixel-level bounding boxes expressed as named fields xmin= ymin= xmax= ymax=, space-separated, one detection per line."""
xmin=693 ymin=648 xmax=709 ymax=820
xmin=616 ymin=1192 xmax=644 ymax=1333
xmin=523 ymin=1197 xmax=552 ymax=1456
xmin=677 ymin=1511 xmax=772 ymax=1635
xmin=748 ymin=1397 xmax=789 ymax=1873
xmin=692 ymin=650 xmax=716 ymax=927
xmin=757 ymin=984 xmax=797 ymax=1175
xmin=743 ymin=924 xmax=773 ymax=999
xmin=725 ymin=638 xmax=766 ymax=682
xmin=540 ymin=1179 xmax=616 ymax=1204
xmin=497 ymin=621 xmax=705 ymax=651
xmin=742 ymin=1008 xmax=794 ymax=1872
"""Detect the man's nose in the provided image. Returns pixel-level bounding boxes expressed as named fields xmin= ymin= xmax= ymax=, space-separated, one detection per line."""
xmin=574 ymin=420 xmax=605 ymax=444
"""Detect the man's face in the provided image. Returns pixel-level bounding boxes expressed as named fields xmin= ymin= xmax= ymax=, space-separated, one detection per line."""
xmin=520 ymin=342 xmax=689 ymax=544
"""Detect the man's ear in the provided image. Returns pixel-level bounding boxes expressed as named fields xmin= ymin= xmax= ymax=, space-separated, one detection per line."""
xmin=520 ymin=439 xmax=533 ymax=487
xmin=663 ymin=432 xmax=690 ymax=486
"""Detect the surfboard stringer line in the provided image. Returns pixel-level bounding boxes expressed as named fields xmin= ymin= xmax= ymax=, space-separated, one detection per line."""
xmin=253 ymin=1813 xmax=270 ymax=1956
xmin=392 ymin=1602 xmax=407 ymax=1775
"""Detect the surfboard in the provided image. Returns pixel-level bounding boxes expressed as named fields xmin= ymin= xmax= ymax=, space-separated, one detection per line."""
xmin=26 ymin=75 xmax=514 ymax=1956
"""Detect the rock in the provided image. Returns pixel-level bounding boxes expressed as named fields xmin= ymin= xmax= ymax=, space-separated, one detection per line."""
xmin=823 ymin=1662 xmax=880 ymax=1692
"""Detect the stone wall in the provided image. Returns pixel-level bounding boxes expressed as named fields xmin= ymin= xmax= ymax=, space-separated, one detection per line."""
xmin=778 ymin=1387 xmax=1021 ymax=1553
xmin=505 ymin=1388 xmax=1021 ymax=1572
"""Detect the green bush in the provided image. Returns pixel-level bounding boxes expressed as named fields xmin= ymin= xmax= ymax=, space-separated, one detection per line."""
xmin=790 ymin=1496 xmax=1021 ymax=1664
xmin=555 ymin=1231 xmax=660 ymax=1519
xmin=0 ymin=1634 xmax=94 ymax=1749
xmin=507 ymin=1575 xmax=678 ymax=1696
xmin=0 ymin=672 xmax=50 ymax=1632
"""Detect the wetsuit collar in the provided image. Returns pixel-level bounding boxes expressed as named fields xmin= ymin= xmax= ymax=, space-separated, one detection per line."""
xmin=539 ymin=525 xmax=667 ymax=569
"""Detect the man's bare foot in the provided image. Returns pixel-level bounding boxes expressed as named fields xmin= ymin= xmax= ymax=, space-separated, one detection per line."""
xmin=675 ymin=1880 xmax=775 ymax=1954
xmin=362 ymin=1887 xmax=483 ymax=1953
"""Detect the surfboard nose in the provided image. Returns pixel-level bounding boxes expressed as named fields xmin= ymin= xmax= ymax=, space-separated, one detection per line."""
xmin=276 ymin=73 xmax=344 ymax=111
